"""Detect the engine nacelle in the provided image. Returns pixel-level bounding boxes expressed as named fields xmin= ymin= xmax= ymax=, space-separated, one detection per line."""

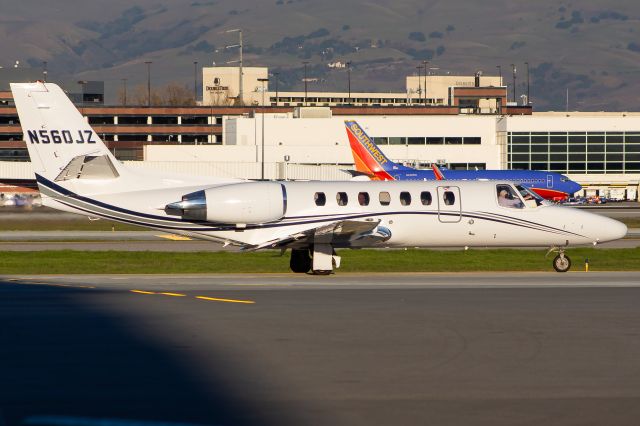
xmin=165 ymin=182 xmax=287 ymax=224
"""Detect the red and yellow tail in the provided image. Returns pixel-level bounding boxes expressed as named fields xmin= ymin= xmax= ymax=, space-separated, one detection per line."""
xmin=344 ymin=120 xmax=394 ymax=180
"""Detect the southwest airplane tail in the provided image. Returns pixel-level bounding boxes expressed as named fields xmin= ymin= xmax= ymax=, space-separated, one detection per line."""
xmin=344 ymin=120 xmax=582 ymax=200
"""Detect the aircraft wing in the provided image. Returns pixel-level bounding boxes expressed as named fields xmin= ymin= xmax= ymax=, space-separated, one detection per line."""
xmin=242 ymin=219 xmax=391 ymax=251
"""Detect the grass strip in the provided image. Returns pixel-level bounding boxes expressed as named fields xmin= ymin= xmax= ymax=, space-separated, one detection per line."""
xmin=0 ymin=248 xmax=639 ymax=274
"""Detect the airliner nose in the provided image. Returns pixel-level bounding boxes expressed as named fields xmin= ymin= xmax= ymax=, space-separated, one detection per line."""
xmin=570 ymin=181 xmax=582 ymax=195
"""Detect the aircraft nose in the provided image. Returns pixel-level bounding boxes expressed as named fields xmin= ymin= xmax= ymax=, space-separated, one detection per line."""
xmin=593 ymin=216 xmax=628 ymax=243
xmin=571 ymin=181 xmax=582 ymax=195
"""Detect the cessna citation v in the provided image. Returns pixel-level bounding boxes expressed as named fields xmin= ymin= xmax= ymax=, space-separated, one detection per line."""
xmin=11 ymin=82 xmax=627 ymax=274
xmin=345 ymin=120 xmax=582 ymax=201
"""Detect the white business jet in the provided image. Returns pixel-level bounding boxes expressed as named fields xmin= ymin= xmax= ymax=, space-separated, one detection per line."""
xmin=11 ymin=82 xmax=627 ymax=274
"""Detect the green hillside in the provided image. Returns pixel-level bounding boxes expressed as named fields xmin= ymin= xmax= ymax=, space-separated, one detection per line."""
xmin=2 ymin=0 xmax=640 ymax=110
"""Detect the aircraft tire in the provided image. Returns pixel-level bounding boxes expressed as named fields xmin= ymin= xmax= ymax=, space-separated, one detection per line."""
xmin=290 ymin=248 xmax=312 ymax=273
xmin=553 ymin=254 xmax=571 ymax=273
xmin=312 ymin=270 xmax=332 ymax=275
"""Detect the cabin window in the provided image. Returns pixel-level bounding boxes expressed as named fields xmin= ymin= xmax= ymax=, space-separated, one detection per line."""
xmin=379 ymin=191 xmax=391 ymax=206
xmin=314 ymin=192 xmax=326 ymax=206
xmin=358 ymin=192 xmax=370 ymax=206
xmin=496 ymin=184 xmax=524 ymax=209
xmin=443 ymin=191 xmax=456 ymax=206
xmin=421 ymin=191 xmax=432 ymax=205
xmin=400 ymin=191 xmax=412 ymax=206
xmin=337 ymin=192 xmax=348 ymax=206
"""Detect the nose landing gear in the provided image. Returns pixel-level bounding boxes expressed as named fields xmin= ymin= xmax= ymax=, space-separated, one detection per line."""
xmin=547 ymin=247 xmax=571 ymax=272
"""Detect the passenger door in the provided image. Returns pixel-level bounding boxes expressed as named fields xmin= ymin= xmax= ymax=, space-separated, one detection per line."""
xmin=437 ymin=186 xmax=461 ymax=223
xmin=546 ymin=174 xmax=553 ymax=188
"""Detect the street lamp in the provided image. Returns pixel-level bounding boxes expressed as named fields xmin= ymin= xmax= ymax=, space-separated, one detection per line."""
xmin=510 ymin=63 xmax=516 ymax=103
xmin=42 ymin=61 xmax=47 ymax=82
xmin=145 ymin=61 xmax=152 ymax=107
xmin=77 ymin=80 xmax=87 ymax=114
xmin=346 ymin=61 xmax=352 ymax=104
xmin=416 ymin=66 xmax=422 ymax=105
xmin=258 ymin=77 xmax=269 ymax=180
xmin=422 ymin=60 xmax=428 ymax=104
xmin=121 ymin=78 xmax=127 ymax=106
xmin=525 ymin=61 xmax=530 ymax=105
xmin=302 ymin=61 xmax=309 ymax=106
xmin=497 ymin=65 xmax=502 ymax=84
xmin=273 ymin=72 xmax=279 ymax=105
xmin=193 ymin=60 xmax=198 ymax=104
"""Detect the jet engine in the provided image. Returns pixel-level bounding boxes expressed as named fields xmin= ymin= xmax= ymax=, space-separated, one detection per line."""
xmin=165 ymin=182 xmax=287 ymax=224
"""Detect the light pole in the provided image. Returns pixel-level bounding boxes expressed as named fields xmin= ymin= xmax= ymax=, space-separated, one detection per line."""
xmin=42 ymin=61 xmax=47 ymax=82
xmin=77 ymin=80 xmax=87 ymax=115
xmin=145 ymin=61 xmax=152 ymax=107
xmin=225 ymin=29 xmax=243 ymax=105
xmin=416 ymin=66 xmax=422 ymax=105
xmin=422 ymin=60 xmax=428 ymax=104
xmin=525 ymin=61 xmax=530 ymax=105
xmin=510 ymin=63 xmax=516 ymax=103
xmin=497 ymin=65 xmax=502 ymax=84
xmin=303 ymin=61 xmax=309 ymax=106
xmin=346 ymin=61 xmax=352 ymax=104
xmin=258 ymin=77 xmax=269 ymax=180
xmin=274 ymin=72 xmax=279 ymax=105
xmin=193 ymin=60 xmax=198 ymax=104
xmin=121 ymin=78 xmax=127 ymax=106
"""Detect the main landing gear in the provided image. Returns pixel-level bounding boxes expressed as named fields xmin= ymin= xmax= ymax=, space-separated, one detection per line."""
xmin=547 ymin=247 xmax=571 ymax=273
xmin=290 ymin=245 xmax=340 ymax=275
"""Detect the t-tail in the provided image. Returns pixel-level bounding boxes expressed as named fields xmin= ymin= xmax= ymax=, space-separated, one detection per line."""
xmin=11 ymin=82 xmax=124 ymax=183
xmin=344 ymin=120 xmax=412 ymax=180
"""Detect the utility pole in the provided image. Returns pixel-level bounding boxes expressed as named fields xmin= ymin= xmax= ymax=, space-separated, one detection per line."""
xmin=258 ymin=78 xmax=269 ymax=180
xmin=193 ymin=61 xmax=198 ymax=104
xmin=303 ymin=61 xmax=309 ymax=106
xmin=510 ymin=63 xmax=516 ymax=103
xmin=422 ymin=60 xmax=428 ymax=104
xmin=145 ymin=61 xmax=152 ymax=107
xmin=225 ymin=29 xmax=244 ymax=105
xmin=121 ymin=78 xmax=127 ymax=106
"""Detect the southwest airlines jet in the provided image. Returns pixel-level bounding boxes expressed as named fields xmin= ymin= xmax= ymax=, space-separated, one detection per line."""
xmin=11 ymin=83 xmax=625 ymax=274
xmin=345 ymin=120 xmax=582 ymax=201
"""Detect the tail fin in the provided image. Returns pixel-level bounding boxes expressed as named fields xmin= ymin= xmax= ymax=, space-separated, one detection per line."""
xmin=11 ymin=82 xmax=122 ymax=181
xmin=431 ymin=163 xmax=445 ymax=180
xmin=344 ymin=120 xmax=406 ymax=180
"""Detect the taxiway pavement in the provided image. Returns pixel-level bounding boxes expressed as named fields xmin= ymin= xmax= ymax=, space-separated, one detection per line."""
xmin=2 ymin=272 xmax=640 ymax=426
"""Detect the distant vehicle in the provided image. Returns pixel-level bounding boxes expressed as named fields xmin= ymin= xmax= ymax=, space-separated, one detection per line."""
xmin=562 ymin=197 xmax=586 ymax=206
xmin=344 ymin=120 xmax=582 ymax=201
xmin=10 ymin=82 xmax=628 ymax=273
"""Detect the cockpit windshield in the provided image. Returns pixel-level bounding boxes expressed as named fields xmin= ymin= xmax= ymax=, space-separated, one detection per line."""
xmin=496 ymin=184 xmax=525 ymax=209
xmin=515 ymin=184 xmax=548 ymax=207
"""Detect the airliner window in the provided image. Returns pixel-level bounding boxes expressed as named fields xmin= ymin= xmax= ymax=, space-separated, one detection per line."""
xmin=400 ymin=191 xmax=412 ymax=206
xmin=337 ymin=192 xmax=348 ymax=206
xmin=379 ymin=191 xmax=391 ymax=206
xmin=358 ymin=192 xmax=370 ymax=206
xmin=420 ymin=191 xmax=432 ymax=205
xmin=314 ymin=192 xmax=326 ymax=206
xmin=496 ymin=185 xmax=524 ymax=209
xmin=443 ymin=191 xmax=455 ymax=206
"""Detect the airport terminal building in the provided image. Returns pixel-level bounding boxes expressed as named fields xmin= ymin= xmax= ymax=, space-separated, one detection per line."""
xmin=1 ymin=67 xmax=639 ymax=200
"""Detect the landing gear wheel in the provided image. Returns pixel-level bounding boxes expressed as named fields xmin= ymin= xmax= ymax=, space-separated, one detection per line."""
xmin=312 ymin=270 xmax=332 ymax=276
xmin=290 ymin=249 xmax=312 ymax=273
xmin=553 ymin=254 xmax=571 ymax=273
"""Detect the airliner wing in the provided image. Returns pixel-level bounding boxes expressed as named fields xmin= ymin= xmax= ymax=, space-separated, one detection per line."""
xmin=242 ymin=219 xmax=391 ymax=251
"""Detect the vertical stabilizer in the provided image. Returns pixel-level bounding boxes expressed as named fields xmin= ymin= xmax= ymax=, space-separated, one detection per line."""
xmin=10 ymin=82 xmax=120 ymax=180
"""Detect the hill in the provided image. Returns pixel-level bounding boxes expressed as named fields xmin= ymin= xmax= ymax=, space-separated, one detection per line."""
xmin=1 ymin=0 xmax=640 ymax=110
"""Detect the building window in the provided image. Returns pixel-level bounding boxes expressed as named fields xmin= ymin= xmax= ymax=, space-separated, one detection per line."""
xmin=314 ymin=192 xmax=326 ymax=206
xmin=408 ymin=137 xmax=425 ymax=145
xmin=118 ymin=116 xmax=148 ymax=125
xmin=426 ymin=137 xmax=443 ymax=144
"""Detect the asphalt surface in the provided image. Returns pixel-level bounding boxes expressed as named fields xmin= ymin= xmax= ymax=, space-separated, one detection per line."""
xmin=2 ymin=272 xmax=640 ymax=426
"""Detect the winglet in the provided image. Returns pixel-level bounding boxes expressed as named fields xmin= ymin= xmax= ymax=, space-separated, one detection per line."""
xmin=431 ymin=163 xmax=445 ymax=180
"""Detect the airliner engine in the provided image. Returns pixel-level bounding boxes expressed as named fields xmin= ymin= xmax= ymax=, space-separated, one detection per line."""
xmin=165 ymin=182 xmax=286 ymax=224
